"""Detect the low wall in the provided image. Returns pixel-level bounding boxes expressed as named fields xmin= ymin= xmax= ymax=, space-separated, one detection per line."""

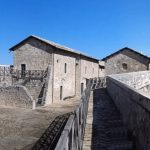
xmin=111 ymin=70 xmax=150 ymax=89
xmin=0 ymin=86 xmax=33 ymax=108
xmin=107 ymin=76 xmax=150 ymax=150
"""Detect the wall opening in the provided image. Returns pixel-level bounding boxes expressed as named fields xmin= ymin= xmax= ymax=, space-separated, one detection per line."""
xmin=85 ymin=67 xmax=87 ymax=74
xmin=64 ymin=63 xmax=67 ymax=73
xmin=21 ymin=64 xmax=26 ymax=78
xmin=93 ymin=68 xmax=94 ymax=74
xmin=81 ymin=83 xmax=84 ymax=95
xmin=122 ymin=63 xmax=127 ymax=70
xmin=60 ymin=86 xmax=63 ymax=100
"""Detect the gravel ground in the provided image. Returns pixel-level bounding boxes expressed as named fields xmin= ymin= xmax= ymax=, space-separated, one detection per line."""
xmin=0 ymin=99 xmax=79 ymax=150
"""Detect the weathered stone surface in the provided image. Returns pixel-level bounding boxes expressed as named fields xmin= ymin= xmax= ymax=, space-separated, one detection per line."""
xmin=11 ymin=36 xmax=100 ymax=104
xmin=13 ymin=38 xmax=53 ymax=71
xmin=0 ymin=66 xmax=12 ymax=87
xmin=0 ymin=86 xmax=33 ymax=108
xmin=83 ymin=88 xmax=133 ymax=150
xmin=110 ymin=70 xmax=150 ymax=90
xmin=104 ymin=48 xmax=149 ymax=75
xmin=107 ymin=75 xmax=150 ymax=150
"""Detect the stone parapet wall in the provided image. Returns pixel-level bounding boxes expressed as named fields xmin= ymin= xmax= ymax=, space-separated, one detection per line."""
xmin=110 ymin=70 xmax=150 ymax=89
xmin=107 ymin=76 xmax=150 ymax=150
xmin=0 ymin=66 xmax=12 ymax=87
xmin=0 ymin=76 xmax=12 ymax=87
xmin=0 ymin=86 xmax=33 ymax=108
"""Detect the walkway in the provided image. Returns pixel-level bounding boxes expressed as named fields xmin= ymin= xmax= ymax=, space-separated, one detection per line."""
xmin=83 ymin=88 xmax=134 ymax=150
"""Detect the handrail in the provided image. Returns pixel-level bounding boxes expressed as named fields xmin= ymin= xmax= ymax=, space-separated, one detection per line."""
xmin=55 ymin=79 xmax=93 ymax=150
xmin=11 ymin=70 xmax=47 ymax=79
xmin=91 ymin=77 xmax=106 ymax=90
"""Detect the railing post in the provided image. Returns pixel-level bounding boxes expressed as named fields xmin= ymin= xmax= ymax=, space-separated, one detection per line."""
xmin=32 ymin=100 xmax=36 ymax=110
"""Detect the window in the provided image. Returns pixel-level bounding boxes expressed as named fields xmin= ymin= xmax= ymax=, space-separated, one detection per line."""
xmin=122 ymin=63 xmax=127 ymax=70
xmin=93 ymin=68 xmax=94 ymax=74
xmin=64 ymin=63 xmax=67 ymax=73
xmin=60 ymin=86 xmax=63 ymax=100
xmin=85 ymin=67 xmax=87 ymax=74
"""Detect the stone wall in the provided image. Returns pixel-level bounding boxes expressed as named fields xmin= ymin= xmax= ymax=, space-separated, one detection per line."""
xmin=13 ymin=38 xmax=53 ymax=70
xmin=105 ymin=49 xmax=149 ymax=75
xmin=12 ymin=36 xmax=100 ymax=104
xmin=110 ymin=70 xmax=150 ymax=90
xmin=80 ymin=57 xmax=99 ymax=92
xmin=107 ymin=76 xmax=150 ymax=150
xmin=53 ymin=51 xmax=76 ymax=101
xmin=0 ymin=86 xmax=33 ymax=108
xmin=0 ymin=66 xmax=12 ymax=87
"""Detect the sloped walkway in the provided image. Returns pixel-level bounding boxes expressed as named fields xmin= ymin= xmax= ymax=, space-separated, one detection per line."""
xmin=83 ymin=88 xmax=134 ymax=150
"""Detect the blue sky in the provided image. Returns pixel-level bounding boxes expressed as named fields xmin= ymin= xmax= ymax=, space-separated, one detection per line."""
xmin=0 ymin=0 xmax=150 ymax=65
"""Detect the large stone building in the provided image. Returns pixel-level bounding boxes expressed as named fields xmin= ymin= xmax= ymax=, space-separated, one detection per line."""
xmin=9 ymin=35 xmax=100 ymax=105
xmin=102 ymin=47 xmax=150 ymax=75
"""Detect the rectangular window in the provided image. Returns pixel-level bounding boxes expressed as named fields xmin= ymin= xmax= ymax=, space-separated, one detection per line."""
xmin=60 ymin=86 xmax=63 ymax=100
xmin=85 ymin=67 xmax=87 ymax=74
xmin=93 ymin=68 xmax=94 ymax=74
xmin=64 ymin=63 xmax=67 ymax=73
xmin=81 ymin=83 xmax=84 ymax=94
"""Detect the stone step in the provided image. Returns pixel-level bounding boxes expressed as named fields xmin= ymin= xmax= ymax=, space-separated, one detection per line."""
xmin=106 ymin=127 xmax=128 ymax=137
xmin=108 ymin=141 xmax=133 ymax=150
xmin=83 ymin=88 xmax=134 ymax=150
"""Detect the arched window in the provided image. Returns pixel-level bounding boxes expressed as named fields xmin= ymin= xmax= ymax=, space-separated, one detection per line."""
xmin=122 ymin=63 xmax=127 ymax=70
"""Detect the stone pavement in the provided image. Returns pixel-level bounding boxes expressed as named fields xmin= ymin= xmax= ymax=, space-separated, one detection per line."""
xmin=83 ymin=88 xmax=134 ymax=150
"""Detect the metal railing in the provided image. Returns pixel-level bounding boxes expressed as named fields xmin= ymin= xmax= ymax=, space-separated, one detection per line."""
xmin=91 ymin=77 xmax=106 ymax=90
xmin=55 ymin=79 xmax=93 ymax=150
xmin=11 ymin=70 xmax=47 ymax=79
xmin=0 ymin=66 xmax=11 ymax=76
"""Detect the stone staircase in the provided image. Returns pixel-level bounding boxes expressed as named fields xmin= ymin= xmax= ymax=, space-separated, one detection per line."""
xmin=83 ymin=88 xmax=135 ymax=150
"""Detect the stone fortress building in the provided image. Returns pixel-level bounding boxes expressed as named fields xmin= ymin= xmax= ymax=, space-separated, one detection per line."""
xmin=0 ymin=35 xmax=104 ymax=107
xmin=0 ymin=35 xmax=150 ymax=149
xmin=0 ymin=36 xmax=149 ymax=108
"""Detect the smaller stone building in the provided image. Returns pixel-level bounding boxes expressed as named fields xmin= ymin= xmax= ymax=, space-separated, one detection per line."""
xmin=102 ymin=47 xmax=150 ymax=75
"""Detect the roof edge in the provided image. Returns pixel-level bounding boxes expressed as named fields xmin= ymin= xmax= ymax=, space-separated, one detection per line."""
xmin=101 ymin=47 xmax=150 ymax=61
xmin=9 ymin=35 xmax=99 ymax=61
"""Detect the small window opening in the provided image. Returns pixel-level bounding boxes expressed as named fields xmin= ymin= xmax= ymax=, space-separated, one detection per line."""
xmin=93 ymin=68 xmax=94 ymax=74
xmin=81 ymin=83 xmax=84 ymax=94
xmin=64 ymin=63 xmax=67 ymax=73
xmin=122 ymin=63 xmax=127 ymax=70
xmin=60 ymin=86 xmax=63 ymax=100
xmin=85 ymin=67 xmax=87 ymax=74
